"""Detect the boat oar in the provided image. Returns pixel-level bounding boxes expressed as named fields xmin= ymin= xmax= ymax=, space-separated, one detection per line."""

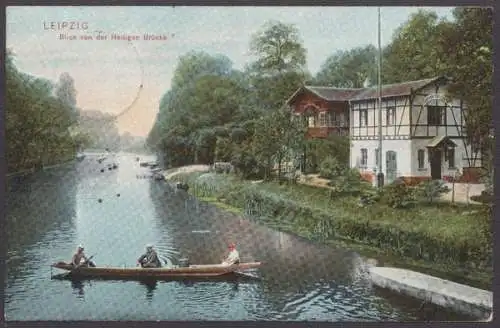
xmin=61 ymin=254 xmax=96 ymax=278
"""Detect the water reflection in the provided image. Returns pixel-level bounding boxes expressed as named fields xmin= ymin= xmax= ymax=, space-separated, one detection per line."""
xmin=71 ymin=280 xmax=85 ymax=299
xmin=140 ymin=280 xmax=158 ymax=301
xmin=5 ymin=155 xmax=478 ymax=321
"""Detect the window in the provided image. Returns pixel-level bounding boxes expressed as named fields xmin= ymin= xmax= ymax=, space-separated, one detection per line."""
xmin=417 ymin=149 xmax=425 ymax=169
xmin=308 ymin=115 xmax=317 ymax=127
xmin=360 ymin=148 xmax=368 ymax=167
xmin=319 ymin=112 xmax=327 ymax=127
xmin=375 ymin=148 xmax=379 ymax=167
xmin=427 ymin=105 xmax=446 ymax=125
xmin=386 ymin=107 xmax=396 ymax=126
xmin=359 ymin=109 xmax=368 ymax=127
xmin=447 ymin=148 xmax=456 ymax=168
xmin=328 ymin=112 xmax=336 ymax=126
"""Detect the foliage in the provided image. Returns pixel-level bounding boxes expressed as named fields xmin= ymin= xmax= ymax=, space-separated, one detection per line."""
xmin=253 ymin=107 xmax=306 ymax=180
xmin=381 ymin=10 xmax=450 ymax=84
xmin=328 ymin=168 xmax=372 ymax=197
xmin=414 ymin=180 xmax=450 ymax=204
xmin=5 ymin=51 xmax=84 ymax=173
xmin=248 ymin=20 xmax=307 ymax=75
xmin=231 ymin=140 xmax=265 ymax=180
xmin=173 ymin=171 xmax=492 ymax=271
xmin=319 ymin=156 xmax=343 ymax=179
xmin=441 ymin=8 xmax=493 ymax=160
xmin=381 ymin=180 xmax=416 ymax=208
xmin=315 ymin=45 xmax=378 ymax=87
xmin=309 ymin=136 xmax=350 ymax=174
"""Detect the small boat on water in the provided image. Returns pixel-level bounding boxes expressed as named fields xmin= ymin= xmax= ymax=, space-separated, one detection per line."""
xmin=51 ymin=261 xmax=262 ymax=280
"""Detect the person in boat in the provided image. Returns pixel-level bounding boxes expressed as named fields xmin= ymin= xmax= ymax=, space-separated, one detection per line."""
xmin=137 ymin=244 xmax=162 ymax=268
xmin=71 ymin=245 xmax=96 ymax=267
xmin=222 ymin=243 xmax=240 ymax=265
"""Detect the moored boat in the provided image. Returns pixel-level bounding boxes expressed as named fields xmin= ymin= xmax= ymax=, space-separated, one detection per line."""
xmin=51 ymin=261 xmax=262 ymax=280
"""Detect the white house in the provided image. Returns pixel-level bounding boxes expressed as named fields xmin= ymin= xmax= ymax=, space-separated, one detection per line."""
xmin=349 ymin=76 xmax=482 ymax=185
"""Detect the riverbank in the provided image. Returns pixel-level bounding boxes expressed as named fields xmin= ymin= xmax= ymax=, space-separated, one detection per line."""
xmin=6 ymin=158 xmax=76 ymax=178
xmin=165 ymin=170 xmax=492 ymax=290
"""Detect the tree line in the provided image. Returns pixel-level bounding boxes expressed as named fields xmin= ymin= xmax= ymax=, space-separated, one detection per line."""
xmin=144 ymin=7 xmax=490 ymax=179
xmin=5 ymin=50 xmax=122 ymax=173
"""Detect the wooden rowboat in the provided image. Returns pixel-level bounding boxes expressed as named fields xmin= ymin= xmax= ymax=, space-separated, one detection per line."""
xmin=51 ymin=261 xmax=262 ymax=280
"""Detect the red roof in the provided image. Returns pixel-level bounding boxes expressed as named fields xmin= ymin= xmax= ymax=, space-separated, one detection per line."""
xmin=286 ymin=76 xmax=447 ymax=105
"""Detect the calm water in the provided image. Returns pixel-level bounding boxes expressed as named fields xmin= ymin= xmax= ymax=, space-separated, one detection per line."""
xmin=5 ymin=153 xmax=475 ymax=321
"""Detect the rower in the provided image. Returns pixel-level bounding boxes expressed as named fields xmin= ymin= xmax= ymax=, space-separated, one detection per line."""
xmin=71 ymin=245 xmax=96 ymax=267
xmin=137 ymin=244 xmax=162 ymax=268
xmin=222 ymin=243 xmax=240 ymax=265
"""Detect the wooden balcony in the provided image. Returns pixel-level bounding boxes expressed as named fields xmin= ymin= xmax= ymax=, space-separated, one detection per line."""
xmin=306 ymin=126 xmax=349 ymax=138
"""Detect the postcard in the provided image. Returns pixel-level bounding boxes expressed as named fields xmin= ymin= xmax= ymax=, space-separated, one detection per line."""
xmin=4 ymin=5 xmax=493 ymax=322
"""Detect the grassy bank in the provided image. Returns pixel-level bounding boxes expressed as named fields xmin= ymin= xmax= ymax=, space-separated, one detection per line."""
xmin=167 ymin=171 xmax=492 ymax=290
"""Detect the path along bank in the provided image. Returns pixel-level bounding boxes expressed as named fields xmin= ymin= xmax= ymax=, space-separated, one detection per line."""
xmin=164 ymin=168 xmax=492 ymax=292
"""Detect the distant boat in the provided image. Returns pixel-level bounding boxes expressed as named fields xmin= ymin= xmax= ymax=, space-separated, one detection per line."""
xmin=76 ymin=153 xmax=86 ymax=161
xmin=140 ymin=161 xmax=159 ymax=168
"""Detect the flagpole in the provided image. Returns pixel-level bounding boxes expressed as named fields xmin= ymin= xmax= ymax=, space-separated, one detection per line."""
xmin=377 ymin=6 xmax=384 ymax=188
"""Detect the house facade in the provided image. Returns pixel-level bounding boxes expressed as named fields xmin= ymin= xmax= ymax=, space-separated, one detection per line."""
xmin=286 ymin=85 xmax=362 ymax=171
xmin=349 ymin=76 xmax=482 ymax=184
xmin=286 ymin=85 xmax=363 ymax=138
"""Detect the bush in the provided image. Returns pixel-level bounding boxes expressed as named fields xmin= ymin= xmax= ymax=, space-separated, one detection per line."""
xmin=415 ymin=180 xmax=450 ymax=203
xmin=328 ymin=168 xmax=372 ymax=197
xmin=319 ymin=156 xmax=345 ymax=179
xmin=176 ymin=171 xmax=492 ymax=273
xmin=381 ymin=180 xmax=416 ymax=208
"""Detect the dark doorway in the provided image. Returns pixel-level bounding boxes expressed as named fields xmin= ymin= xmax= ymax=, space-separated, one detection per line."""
xmin=430 ymin=149 xmax=442 ymax=180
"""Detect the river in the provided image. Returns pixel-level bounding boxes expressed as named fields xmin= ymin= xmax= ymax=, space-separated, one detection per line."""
xmin=5 ymin=153 xmax=475 ymax=321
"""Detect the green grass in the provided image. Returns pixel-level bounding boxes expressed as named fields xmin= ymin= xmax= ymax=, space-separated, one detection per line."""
xmin=198 ymin=196 xmax=243 ymax=215
xmin=167 ymin=171 xmax=492 ymax=288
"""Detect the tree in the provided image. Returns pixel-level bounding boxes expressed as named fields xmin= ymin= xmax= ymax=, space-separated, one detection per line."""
xmin=247 ymin=21 xmax=309 ymax=111
xmin=6 ymin=52 xmax=80 ymax=172
xmin=55 ymin=72 xmax=78 ymax=121
xmin=253 ymin=108 xmax=306 ymax=181
xmin=249 ymin=20 xmax=307 ymax=75
xmin=315 ymin=45 xmax=378 ymax=88
xmin=439 ymin=7 xmax=493 ymax=168
xmin=381 ymin=10 xmax=450 ymax=83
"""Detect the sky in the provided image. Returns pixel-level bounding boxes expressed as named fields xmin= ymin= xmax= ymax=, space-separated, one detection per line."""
xmin=7 ymin=6 xmax=454 ymax=136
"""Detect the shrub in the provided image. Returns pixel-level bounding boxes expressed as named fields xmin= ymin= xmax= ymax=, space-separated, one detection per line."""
xmin=328 ymin=168 xmax=372 ymax=197
xmin=319 ymin=156 xmax=345 ymax=179
xmin=381 ymin=180 xmax=416 ymax=208
xmin=178 ymin=171 xmax=492 ymax=274
xmin=415 ymin=179 xmax=450 ymax=203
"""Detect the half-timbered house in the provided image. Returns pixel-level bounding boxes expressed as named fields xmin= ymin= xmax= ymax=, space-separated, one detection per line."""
xmin=349 ymin=76 xmax=482 ymax=184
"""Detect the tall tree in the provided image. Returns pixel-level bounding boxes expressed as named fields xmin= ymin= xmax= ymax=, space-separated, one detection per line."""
xmin=55 ymin=72 xmax=78 ymax=121
xmin=381 ymin=10 xmax=450 ymax=83
xmin=439 ymin=7 xmax=493 ymax=167
xmin=248 ymin=21 xmax=309 ymax=110
xmin=253 ymin=107 xmax=306 ymax=180
xmin=315 ymin=45 xmax=378 ymax=88
xmin=249 ymin=20 xmax=307 ymax=75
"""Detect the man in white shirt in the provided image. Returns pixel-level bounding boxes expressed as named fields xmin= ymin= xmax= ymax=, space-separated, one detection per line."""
xmin=222 ymin=243 xmax=240 ymax=265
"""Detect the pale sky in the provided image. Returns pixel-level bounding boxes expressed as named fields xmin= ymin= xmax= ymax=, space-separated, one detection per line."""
xmin=7 ymin=6 xmax=454 ymax=136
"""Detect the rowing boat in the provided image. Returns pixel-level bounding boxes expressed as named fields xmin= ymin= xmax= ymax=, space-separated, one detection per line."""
xmin=51 ymin=261 xmax=262 ymax=280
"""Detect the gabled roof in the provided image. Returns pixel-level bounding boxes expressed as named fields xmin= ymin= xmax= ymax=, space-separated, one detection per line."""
xmin=286 ymin=85 xmax=364 ymax=105
xmin=426 ymin=135 xmax=457 ymax=148
xmin=349 ymin=76 xmax=448 ymax=102
xmin=286 ymin=76 xmax=449 ymax=106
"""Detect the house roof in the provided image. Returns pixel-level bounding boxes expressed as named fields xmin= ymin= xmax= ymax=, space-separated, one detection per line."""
xmin=285 ymin=85 xmax=364 ymax=105
xmin=286 ymin=76 xmax=448 ymax=105
xmin=426 ymin=135 xmax=457 ymax=148
xmin=349 ymin=76 xmax=447 ymax=102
